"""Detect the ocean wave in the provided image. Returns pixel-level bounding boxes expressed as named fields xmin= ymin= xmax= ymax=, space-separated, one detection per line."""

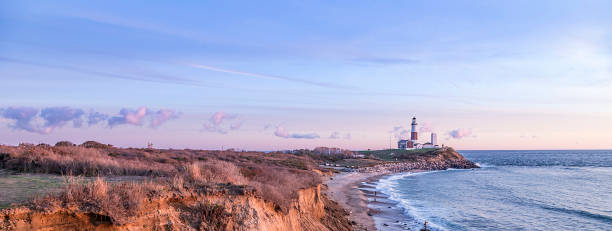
xmin=537 ymin=204 xmax=612 ymax=223
xmin=475 ymin=162 xmax=496 ymax=168
xmin=500 ymin=184 xmax=612 ymax=226
xmin=375 ymin=171 xmax=449 ymax=231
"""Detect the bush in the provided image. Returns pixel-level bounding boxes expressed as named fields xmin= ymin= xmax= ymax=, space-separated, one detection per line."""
xmin=192 ymin=202 xmax=231 ymax=231
xmin=80 ymin=141 xmax=112 ymax=149
xmin=55 ymin=141 xmax=75 ymax=147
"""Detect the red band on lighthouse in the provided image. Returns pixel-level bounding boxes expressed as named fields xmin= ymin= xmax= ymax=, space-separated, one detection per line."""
xmin=411 ymin=132 xmax=418 ymax=141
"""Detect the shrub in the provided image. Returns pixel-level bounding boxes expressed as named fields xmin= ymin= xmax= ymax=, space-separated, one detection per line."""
xmin=192 ymin=202 xmax=231 ymax=231
xmin=55 ymin=141 xmax=75 ymax=147
xmin=80 ymin=141 xmax=112 ymax=149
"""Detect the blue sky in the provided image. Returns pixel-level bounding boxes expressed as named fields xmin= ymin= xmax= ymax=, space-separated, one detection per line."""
xmin=1 ymin=0 xmax=611 ymax=150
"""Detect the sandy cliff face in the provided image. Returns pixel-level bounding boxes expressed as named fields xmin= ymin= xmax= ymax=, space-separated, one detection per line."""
xmin=0 ymin=184 xmax=351 ymax=231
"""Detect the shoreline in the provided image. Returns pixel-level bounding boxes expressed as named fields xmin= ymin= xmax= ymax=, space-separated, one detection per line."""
xmin=325 ymin=171 xmax=389 ymax=231
xmin=367 ymin=171 xmax=430 ymax=230
xmin=325 ymin=170 xmax=421 ymax=231
xmin=325 ymin=169 xmax=431 ymax=231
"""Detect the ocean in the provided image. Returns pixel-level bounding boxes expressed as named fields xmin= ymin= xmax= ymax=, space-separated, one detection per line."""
xmin=375 ymin=150 xmax=612 ymax=230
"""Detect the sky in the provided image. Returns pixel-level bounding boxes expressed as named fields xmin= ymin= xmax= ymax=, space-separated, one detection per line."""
xmin=1 ymin=0 xmax=611 ymax=150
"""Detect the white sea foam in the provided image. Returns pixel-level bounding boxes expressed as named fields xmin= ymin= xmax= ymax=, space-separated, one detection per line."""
xmin=375 ymin=171 xmax=449 ymax=231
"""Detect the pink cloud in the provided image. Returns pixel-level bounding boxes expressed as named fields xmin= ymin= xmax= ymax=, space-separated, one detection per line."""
xmin=203 ymin=111 xmax=240 ymax=134
xmin=274 ymin=126 xmax=290 ymax=138
xmin=448 ymin=128 xmax=472 ymax=139
xmin=274 ymin=126 xmax=319 ymax=139
xmin=151 ymin=109 xmax=180 ymax=128
xmin=108 ymin=107 xmax=179 ymax=127
xmin=108 ymin=107 xmax=147 ymax=127
xmin=126 ymin=107 xmax=147 ymax=124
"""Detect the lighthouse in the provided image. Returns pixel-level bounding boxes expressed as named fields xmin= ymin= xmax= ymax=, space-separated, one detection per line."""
xmin=410 ymin=116 xmax=418 ymax=142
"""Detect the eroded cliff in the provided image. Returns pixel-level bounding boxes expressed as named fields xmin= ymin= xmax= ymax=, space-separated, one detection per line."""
xmin=0 ymin=184 xmax=351 ymax=231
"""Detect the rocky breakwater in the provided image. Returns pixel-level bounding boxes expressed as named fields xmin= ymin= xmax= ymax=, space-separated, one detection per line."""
xmin=358 ymin=148 xmax=479 ymax=173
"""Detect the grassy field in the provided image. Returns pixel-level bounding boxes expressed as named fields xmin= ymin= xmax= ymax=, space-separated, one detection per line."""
xmin=358 ymin=148 xmax=438 ymax=161
xmin=0 ymin=170 xmax=64 ymax=209
xmin=0 ymin=169 xmax=152 ymax=209
xmin=327 ymin=158 xmax=383 ymax=168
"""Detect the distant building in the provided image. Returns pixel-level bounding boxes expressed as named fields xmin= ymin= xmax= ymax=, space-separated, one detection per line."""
xmin=431 ymin=133 xmax=437 ymax=146
xmin=397 ymin=117 xmax=439 ymax=150
xmin=398 ymin=139 xmax=414 ymax=149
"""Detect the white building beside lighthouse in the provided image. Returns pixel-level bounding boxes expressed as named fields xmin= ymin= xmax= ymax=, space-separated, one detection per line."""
xmin=431 ymin=133 xmax=437 ymax=146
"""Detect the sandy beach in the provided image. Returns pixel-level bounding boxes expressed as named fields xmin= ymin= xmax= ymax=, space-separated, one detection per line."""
xmin=325 ymin=171 xmax=378 ymax=230
xmin=325 ymin=170 xmax=427 ymax=231
xmin=325 ymin=171 xmax=389 ymax=231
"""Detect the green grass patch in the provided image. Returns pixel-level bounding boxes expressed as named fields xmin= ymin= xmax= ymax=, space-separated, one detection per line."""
xmin=358 ymin=148 xmax=438 ymax=161
xmin=0 ymin=172 xmax=65 ymax=209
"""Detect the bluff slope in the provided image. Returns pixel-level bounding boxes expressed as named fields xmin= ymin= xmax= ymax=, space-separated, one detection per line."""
xmin=0 ymin=184 xmax=350 ymax=231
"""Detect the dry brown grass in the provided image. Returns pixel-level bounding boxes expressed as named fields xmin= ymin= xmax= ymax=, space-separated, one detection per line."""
xmin=0 ymin=144 xmax=175 ymax=176
xmin=1 ymin=142 xmax=325 ymax=216
xmin=29 ymin=177 xmax=165 ymax=225
xmin=184 ymin=160 xmax=247 ymax=185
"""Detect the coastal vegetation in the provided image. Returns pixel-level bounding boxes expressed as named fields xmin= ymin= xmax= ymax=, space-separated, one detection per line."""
xmin=359 ymin=148 xmax=441 ymax=161
xmin=0 ymin=142 xmax=477 ymax=230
